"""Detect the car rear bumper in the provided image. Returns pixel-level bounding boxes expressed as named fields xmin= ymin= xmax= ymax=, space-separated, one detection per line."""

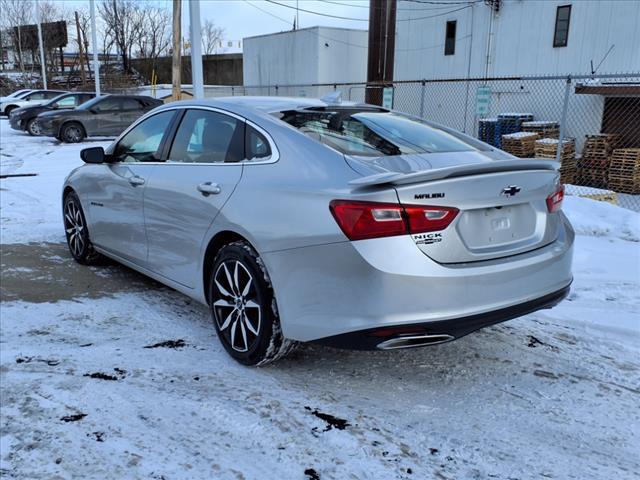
xmin=262 ymin=213 xmax=574 ymax=343
xmin=313 ymin=283 xmax=571 ymax=350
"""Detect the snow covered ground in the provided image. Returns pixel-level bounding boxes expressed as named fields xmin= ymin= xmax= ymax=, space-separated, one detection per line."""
xmin=1 ymin=118 xmax=639 ymax=479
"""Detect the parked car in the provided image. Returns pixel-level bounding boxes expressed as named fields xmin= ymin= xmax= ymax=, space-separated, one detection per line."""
xmin=9 ymin=92 xmax=96 ymax=136
xmin=0 ymin=89 xmax=67 ymax=116
xmin=0 ymin=89 xmax=33 ymax=103
xmin=62 ymin=97 xmax=574 ymax=365
xmin=38 ymin=94 xmax=163 ymax=142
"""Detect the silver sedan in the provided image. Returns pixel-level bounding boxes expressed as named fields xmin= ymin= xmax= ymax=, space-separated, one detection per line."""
xmin=62 ymin=97 xmax=574 ymax=365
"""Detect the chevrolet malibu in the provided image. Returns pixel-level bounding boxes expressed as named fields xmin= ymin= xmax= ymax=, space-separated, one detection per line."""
xmin=62 ymin=97 xmax=574 ymax=365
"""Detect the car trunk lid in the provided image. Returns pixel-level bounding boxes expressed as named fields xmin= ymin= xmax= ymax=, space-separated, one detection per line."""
xmin=347 ymin=152 xmax=562 ymax=264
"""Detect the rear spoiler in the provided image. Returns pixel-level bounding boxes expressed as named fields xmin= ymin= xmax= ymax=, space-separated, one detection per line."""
xmin=349 ymin=159 xmax=560 ymax=187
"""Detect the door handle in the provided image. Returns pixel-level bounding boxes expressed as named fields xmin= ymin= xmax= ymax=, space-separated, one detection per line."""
xmin=129 ymin=175 xmax=145 ymax=186
xmin=197 ymin=182 xmax=222 ymax=196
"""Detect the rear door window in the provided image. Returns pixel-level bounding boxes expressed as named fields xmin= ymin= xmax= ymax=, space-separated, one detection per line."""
xmin=55 ymin=96 xmax=77 ymax=108
xmin=94 ymin=97 xmax=121 ymax=112
xmin=122 ymin=98 xmax=143 ymax=111
xmin=168 ymin=109 xmax=244 ymax=163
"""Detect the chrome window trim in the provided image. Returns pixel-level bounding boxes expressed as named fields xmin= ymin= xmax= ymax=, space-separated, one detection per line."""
xmin=109 ymin=104 xmax=280 ymax=167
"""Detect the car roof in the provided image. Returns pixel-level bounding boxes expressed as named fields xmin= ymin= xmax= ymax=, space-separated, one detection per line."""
xmin=152 ymin=96 xmax=375 ymax=124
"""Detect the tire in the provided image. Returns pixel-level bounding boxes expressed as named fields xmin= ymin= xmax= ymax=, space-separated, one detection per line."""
xmin=209 ymin=240 xmax=296 ymax=366
xmin=26 ymin=117 xmax=41 ymax=136
xmin=63 ymin=192 xmax=104 ymax=265
xmin=4 ymin=105 xmax=17 ymax=117
xmin=61 ymin=122 xmax=85 ymax=143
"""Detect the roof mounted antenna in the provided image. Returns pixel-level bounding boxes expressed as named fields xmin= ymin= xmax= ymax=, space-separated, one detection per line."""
xmin=321 ymin=91 xmax=342 ymax=105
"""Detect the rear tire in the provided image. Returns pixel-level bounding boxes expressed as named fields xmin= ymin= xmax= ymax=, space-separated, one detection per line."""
xmin=209 ymin=240 xmax=296 ymax=366
xmin=26 ymin=117 xmax=40 ymax=136
xmin=61 ymin=122 xmax=85 ymax=143
xmin=63 ymin=192 xmax=104 ymax=265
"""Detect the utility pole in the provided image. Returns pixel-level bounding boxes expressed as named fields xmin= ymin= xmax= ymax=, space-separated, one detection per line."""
xmin=89 ymin=0 xmax=101 ymax=95
xmin=189 ymin=0 xmax=204 ymax=99
xmin=75 ymin=11 xmax=86 ymax=87
xmin=172 ymin=0 xmax=182 ymax=101
xmin=34 ymin=0 xmax=47 ymax=89
xmin=366 ymin=0 xmax=396 ymax=105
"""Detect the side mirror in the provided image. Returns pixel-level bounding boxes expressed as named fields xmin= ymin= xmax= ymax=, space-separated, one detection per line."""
xmin=89 ymin=108 xmax=99 ymax=114
xmin=80 ymin=146 xmax=105 ymax=164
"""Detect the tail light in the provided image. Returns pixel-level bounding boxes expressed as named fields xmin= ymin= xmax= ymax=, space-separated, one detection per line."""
xmin=546 ymin=185 xmax=564 ymax=213
xmin=330 ymin=200 xmax=458 ymax=241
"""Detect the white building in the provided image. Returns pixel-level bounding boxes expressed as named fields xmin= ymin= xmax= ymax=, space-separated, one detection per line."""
xmin=394 ymin=0 xmax=640 ymax=80
xmin=242 ymin=26 xmax=368 ymax=98
xmin=392 ymin=0 xmax=640 ymax=152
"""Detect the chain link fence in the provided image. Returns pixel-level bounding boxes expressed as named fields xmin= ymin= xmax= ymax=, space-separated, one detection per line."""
xmin=116 ymin=72 xmax=640 ymax=211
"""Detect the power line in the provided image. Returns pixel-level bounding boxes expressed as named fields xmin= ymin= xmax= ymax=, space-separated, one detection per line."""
xmin=401 ymin=0 xmax=479 ymax=4
xmin=243 ymin=0 xmax=368 ymax=48
xmin=243 ymin=0 xmax=292 ymax=25
xmin=264 ymin=0 xmax=368 ymax=22
xmin=319 ymin=0 xmax=472 ymax=11
xmin=401 ymin=4 xmax=472 ymax=21
xmin=264 ymin=0 xmax=473 ymax=23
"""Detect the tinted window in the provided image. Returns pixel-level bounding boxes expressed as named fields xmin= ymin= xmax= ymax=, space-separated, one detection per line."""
xmin=55 ymin=96 xmax=77 ymax=108
xmin=444 ymin=21 xmax=456 ymax=55
xmin=113 ymin=111 xmax=175 ymax=162
xmin=245 ymin=125 xmax=272 ymax=161
xmin=553 ymin=5 xmax=571 ymax=47
xmin=282 ymin=109 xmax=477 ymax=156
xmin=26 ymin=92 xmax=46 ymax=100
xmin=94 ymin=98 xmax=121 ymax=112
xmin=122 ymin=98 xmax=143 ymax=110
xmin=168 ymin=109 xmax=244 ymax=163
xmin=44 ymin=91 xmax=63 ymax=99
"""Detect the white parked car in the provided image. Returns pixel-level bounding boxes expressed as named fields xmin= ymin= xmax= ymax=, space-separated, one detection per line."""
xmin=0 ymin=89 xmax=67 ymax=116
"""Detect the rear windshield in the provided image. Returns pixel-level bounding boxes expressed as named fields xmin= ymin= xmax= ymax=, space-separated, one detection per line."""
xmin=280 ymin=109 xmax=478 ymax=156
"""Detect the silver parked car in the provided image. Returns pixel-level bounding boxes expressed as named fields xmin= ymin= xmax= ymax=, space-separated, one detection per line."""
xmin=62 ymin=97 xmax=574 ymax=365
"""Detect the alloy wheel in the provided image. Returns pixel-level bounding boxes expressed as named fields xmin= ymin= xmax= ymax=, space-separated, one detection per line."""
xmin=64 ymin=199 xmax=85 ymax=257
xmin=212 ymin=260 xmax=261 ymax=352
xmin=64 ymin=125 xmax=83 ymax=142
xmin=28 ymin=119 xmax=41 ymax=135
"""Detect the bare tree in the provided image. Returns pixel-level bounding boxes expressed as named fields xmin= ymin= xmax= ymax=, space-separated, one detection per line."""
xmin=99 ymin=0 xmax=143 ymax=73
xmin=0 ymin=0 xmax=32 ymax=72
xmin=133 ymin=8 xmax=170 ymax=61
xmin=201 ymin=19 xmax=224 ymax=56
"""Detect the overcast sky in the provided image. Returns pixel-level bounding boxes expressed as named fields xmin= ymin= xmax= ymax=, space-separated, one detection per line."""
xmin=54 ymin=0 xmax=372 ymax=52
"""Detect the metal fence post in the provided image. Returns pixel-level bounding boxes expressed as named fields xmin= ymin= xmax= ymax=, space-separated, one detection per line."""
xmin=556 ymin=76 xmax=572 ymax=163
xmin=420 ymin=80 xmax=426 ymax=119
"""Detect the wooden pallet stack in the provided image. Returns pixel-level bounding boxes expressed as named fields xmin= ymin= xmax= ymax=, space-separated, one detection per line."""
xmin=534 ymin=137 xmax=577 ymax=184
xmin=522 ymin=121 xmax=560 ymax=139
xmin=608 ymin=148 xmax=640 ymax=194
xmin=577 ymin=134 xmax=622 ymax=189
xmin=501 ymin=131 xmax=539 ymax=157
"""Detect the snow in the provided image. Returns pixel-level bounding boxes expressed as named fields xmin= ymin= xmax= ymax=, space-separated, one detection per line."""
xmin=522 ymin=121 xmax=559 ymax=127
xmin=535 ymin=137 xmax=574 ymax=145
xmin=1 ymin=118 xmax=639 ymax=479
xmin=502 ymin=131 xmax=539 ymax=139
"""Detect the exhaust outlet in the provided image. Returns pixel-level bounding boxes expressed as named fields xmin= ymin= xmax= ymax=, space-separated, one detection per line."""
xmin=377 ymin=334 xmax=455 ymax=350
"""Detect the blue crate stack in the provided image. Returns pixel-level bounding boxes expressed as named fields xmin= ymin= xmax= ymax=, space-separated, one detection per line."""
xmin=495 ymin=113 xmax=534 ymax=148
xmin=478 ymin=118 xmax=498 ymax=147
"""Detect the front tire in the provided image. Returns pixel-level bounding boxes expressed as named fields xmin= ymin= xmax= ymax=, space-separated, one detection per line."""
xmin=209 ymin=241 xmax=295 ymax=366
xmin=63 ymin=192 xmax=103 ymax=265
xmin=4 ymin=105 xmax=17 ymax=117
xmin=61 ymin=122 xmax=85 ymax=143
xmin=26 ymin=117 xmax=41 ymax=136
